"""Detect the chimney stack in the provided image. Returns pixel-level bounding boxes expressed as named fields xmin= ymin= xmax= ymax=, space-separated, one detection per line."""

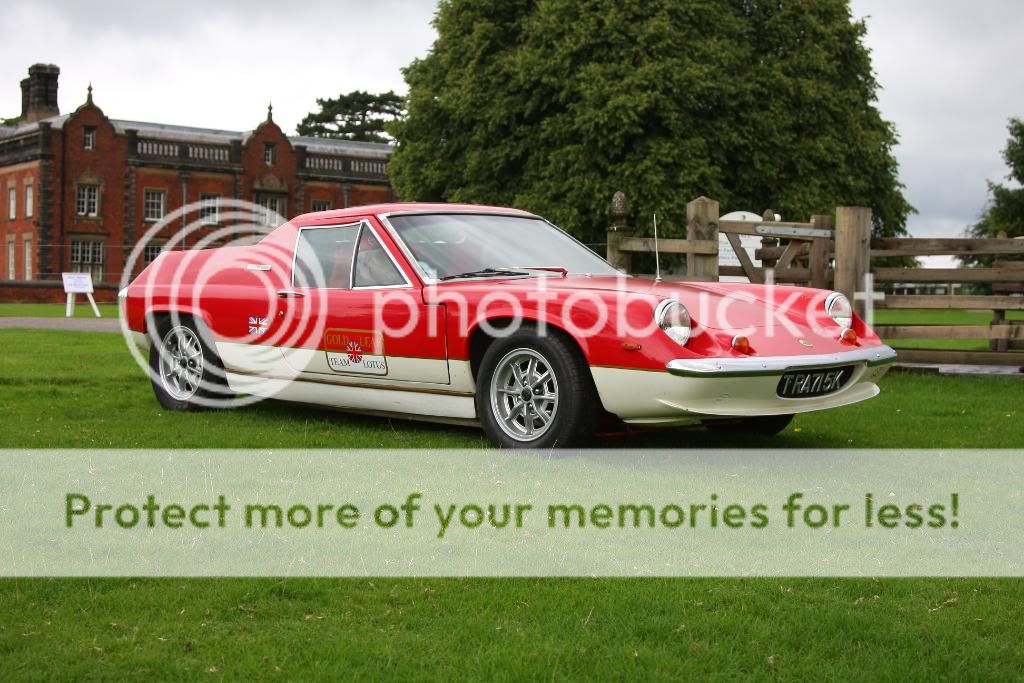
xmin=20 ymin=64 xmax=60 ymax=123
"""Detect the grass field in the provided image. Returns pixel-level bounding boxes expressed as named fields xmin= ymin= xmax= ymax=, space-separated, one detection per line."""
xmin=0 ymin=302 xmax=121 ymax=318
xmin=1 ymin=328 xmax=1022 ymax=680
xmin=872 ymin=308 xmax=1024 ymax=352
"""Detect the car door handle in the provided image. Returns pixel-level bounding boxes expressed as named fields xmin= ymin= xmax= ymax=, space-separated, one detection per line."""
xmin=276 ymin=290 xmax=306 ymax=298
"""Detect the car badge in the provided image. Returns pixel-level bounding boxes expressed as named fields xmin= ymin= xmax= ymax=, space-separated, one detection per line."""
xmin=798 ymin=339 xmax=814 ymax=347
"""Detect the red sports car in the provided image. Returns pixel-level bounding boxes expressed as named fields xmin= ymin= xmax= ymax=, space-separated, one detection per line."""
xmin=121 ymin=203 xmax=896 ymax=447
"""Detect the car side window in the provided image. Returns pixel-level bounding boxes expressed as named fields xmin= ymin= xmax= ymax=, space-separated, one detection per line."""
xmin=293 ymin=224 xmax=361 ymax=289
xmin=353 ymin=228 xmax=406 ymax=287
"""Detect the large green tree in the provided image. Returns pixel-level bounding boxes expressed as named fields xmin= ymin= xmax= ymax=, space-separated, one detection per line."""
xmin=298 ymin=91 xmax=404 ymax=143
xmin=968 ymin=118 xmax=1024 ymax=244
xmin=390 ymin=0 xmax=912 ymax=245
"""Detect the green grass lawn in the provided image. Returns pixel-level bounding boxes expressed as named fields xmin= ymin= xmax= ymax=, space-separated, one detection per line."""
xmin=873 ymin=308 xmax=1024 ymax=353
xmin=872 ymin=308 xmax=1024 ymax=326
xmin=0 ymin=302 xmax=121 ymax=318
xmin=1 ymin=328 xmax=1022 ymax=680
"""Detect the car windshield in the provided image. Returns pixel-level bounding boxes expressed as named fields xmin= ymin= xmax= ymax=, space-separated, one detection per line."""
xmin=386 ymin=213 xmax=618 ymax=281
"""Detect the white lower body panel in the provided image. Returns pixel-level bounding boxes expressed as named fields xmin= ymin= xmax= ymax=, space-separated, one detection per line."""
xmin=224 ymin=371 xmax=477 ymax=421
xmin=592 ymin=363 xmax=891 ymax=424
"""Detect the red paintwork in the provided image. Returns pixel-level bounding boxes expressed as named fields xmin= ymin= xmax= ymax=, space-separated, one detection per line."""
xmin=124 ymin=203 xmax=886 ymax=375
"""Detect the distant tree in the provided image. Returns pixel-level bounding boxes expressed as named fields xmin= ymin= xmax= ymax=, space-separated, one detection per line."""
xmin=390 ymin=0 xmax=913 ymax=246
xmin=297 ymin=91 xmax=404 ymax=143
xmin=966 ymin=118 xmax=1024 ymax=263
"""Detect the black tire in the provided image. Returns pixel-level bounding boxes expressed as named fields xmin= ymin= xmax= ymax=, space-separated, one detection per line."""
xmin=703 ymin=414 xmax=794 ymax=436
xmin=475 ymin=326 xmax=598 ymax=448
xmin=148 ymin=315 xmax=232 ymax=411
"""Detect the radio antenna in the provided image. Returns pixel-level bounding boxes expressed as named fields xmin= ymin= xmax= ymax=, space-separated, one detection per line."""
xmin=653 ymin=213 xmax=662 ymax=283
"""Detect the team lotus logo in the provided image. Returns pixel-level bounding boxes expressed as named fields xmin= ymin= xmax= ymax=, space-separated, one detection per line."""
xmin=345 ymin=340 xmax=364 ymax=363
xmin=324 ymin=328 xmax=388 ymax=375
xmin=248 ymin=316 xmax=268 ymax=335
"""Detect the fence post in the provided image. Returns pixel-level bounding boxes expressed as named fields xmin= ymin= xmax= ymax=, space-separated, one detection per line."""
xmin=686 ymin=196 xmax=719 ymax=281
xmin=834 ymin=206 xmax=872 ymax=315
xmin=759 ymin=209 xmax=779 ymax=271
xmin=607 ymin=191 xmax=632 ymax=273
xmin=809 ymin=214 xmax=833 ymax=290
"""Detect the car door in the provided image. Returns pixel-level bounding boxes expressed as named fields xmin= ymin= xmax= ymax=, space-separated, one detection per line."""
xmin=277 ymin=218 xmax=450 ymax=386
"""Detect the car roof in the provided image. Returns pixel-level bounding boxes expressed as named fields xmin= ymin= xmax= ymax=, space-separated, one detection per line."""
xmin=291 ymin=202 xmax=538 ymax=223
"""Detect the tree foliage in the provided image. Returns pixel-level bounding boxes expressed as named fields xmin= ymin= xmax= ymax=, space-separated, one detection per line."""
xmin=969 ymin=118 xmax=1024 ymax=243
xmin=298 ymin=91 xmax=404 ymax=143
xmin=390 ymin=0 xmax=913 ymax=245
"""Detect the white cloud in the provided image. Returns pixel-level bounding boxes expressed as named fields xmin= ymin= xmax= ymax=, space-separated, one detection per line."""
xmin=851 ymin=0 xmax=1024 ymax=235
xmin=0 ymin=0 xmax=437 ymax=132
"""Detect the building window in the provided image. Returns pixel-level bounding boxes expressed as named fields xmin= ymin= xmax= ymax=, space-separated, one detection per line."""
xmin=264 ymin=143 xmax=276 ymax=165
xmin=8 ymin=188 xmax=15 ymax=220
xmin=256 ymin=195 xmax=286 ymax=225
xmin=5 ymin=236 xmax=14 ymax=278
xmin=70 ymin=239 xmax=104 ymax=282
xmin=311 ymin=200 xmax=332 ymax=213
xmin=23 ymin=236 xmax=32 ymax=280
xmin=76 ymin=185 xmax=99 ymax=217
xmin=25 ymin=184 xmax=33 ymax=219
xmin=144 ymin=189 xmax=166 ymax=222
xmin=83 ymin=127 xmax=96 ymax=151
xmin=143 ymin=243 xmax=166 ymax=264
xmin=199 ymin=193 xmax=220 ymax=225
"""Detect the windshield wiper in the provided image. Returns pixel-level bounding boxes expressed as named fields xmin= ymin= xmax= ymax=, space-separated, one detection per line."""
xmin=509 ymin=266 xmax=569 ymax=277
xmin=438 ymin=267 xmax=529 ymax=281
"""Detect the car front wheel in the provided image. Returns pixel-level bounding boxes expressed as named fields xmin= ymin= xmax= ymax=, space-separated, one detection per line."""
xmin=476 ymin=328 xmax=597 ymax=448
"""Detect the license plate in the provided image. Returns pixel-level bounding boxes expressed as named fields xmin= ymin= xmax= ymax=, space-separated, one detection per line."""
xmin=776 ymin=366 xmax=853 ymax=398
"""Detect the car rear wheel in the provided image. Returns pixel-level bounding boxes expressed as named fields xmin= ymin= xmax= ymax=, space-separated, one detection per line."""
xmin=703 ymin=414 xmax=794 ymax=436
xmin=476 ymin=328 xmax=597 ymax=448
xmin=149 ymin=317 xmax=231 ymax=411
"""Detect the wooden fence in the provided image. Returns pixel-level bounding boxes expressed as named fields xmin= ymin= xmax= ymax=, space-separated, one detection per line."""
xmin=606 ymin=192 xmax=1024 ymax=367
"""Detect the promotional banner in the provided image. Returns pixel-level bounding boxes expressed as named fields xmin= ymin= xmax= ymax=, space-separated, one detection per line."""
xmin=2 ymin=449 xmax=1018 ymax=577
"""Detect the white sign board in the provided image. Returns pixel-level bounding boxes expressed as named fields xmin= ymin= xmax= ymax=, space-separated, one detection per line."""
xmin=61 ymin=272 xmax=101 ymax=317
xmin=62 ymin=272 xmax=94 ymax=294
xmin=718 ymin=212 xmax=764 ymax=283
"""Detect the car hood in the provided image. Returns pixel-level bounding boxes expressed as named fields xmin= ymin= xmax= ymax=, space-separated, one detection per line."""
xmin=427 ymin=275 xmax=826 ymax=330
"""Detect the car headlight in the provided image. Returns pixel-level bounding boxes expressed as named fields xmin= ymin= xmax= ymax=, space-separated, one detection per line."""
xmin=655 ymin=299 xmax=691 ymax=346
xmin=825 ymin=292 xmax=853 ymax=328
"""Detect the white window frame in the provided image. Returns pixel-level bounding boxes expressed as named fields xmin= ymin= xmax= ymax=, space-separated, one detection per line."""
xmin=25 ymin=183 xmax=33 ymax=219
xmin=143 ymin=189 xmax=167 ymax=222
xmin=83 ymin=127 xmax=96 ymax=151
xmin=143 ymin=242 xmax=166 ymax=264
xmin=264 ymin=143 xmax=276 ymax=165
xmin=76 ymin=185 xmax=99 ymax=217
xmin=5 ymin=236 xmax=14 ymax=278
xmin=311 ymin=200 xmax=332 ymax=213
xmin=23 ymin=234 xmax=32 ymax=280
xmin=199 ymin=193 xmax=220 ymax=225
xmin=256 ymin=195 xmax=286 ymax=225
xmin=8 ymin=187 xmax=15 ymax=220
xmin=70 ymin=238 xmax=105 ymax=283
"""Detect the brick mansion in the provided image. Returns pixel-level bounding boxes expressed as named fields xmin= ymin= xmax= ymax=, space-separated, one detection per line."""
xmin=0 ymin=64 xmax=394 ymax=297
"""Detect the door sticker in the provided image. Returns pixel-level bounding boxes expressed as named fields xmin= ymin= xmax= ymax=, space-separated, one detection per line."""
xmin=324 ymin=328 xmax=388 ymax=375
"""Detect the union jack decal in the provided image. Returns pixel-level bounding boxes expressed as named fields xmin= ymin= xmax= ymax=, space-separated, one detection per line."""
xmin=248 ymin=316 xmax=268 ymax=335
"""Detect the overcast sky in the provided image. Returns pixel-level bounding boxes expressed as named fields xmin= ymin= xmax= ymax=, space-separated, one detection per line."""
xmin=2 ymin=0 xmax=1022 ymax=241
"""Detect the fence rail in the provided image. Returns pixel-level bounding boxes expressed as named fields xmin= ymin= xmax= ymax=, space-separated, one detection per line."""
xmin=606 ymin=192 xmax=1023 ymax=367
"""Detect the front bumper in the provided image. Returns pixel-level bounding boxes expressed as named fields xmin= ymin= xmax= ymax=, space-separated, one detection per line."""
xmin=665 ymin=345 xmax=897 ymax=377
xmin=591 ymin=345 xmax=897 ymax=423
